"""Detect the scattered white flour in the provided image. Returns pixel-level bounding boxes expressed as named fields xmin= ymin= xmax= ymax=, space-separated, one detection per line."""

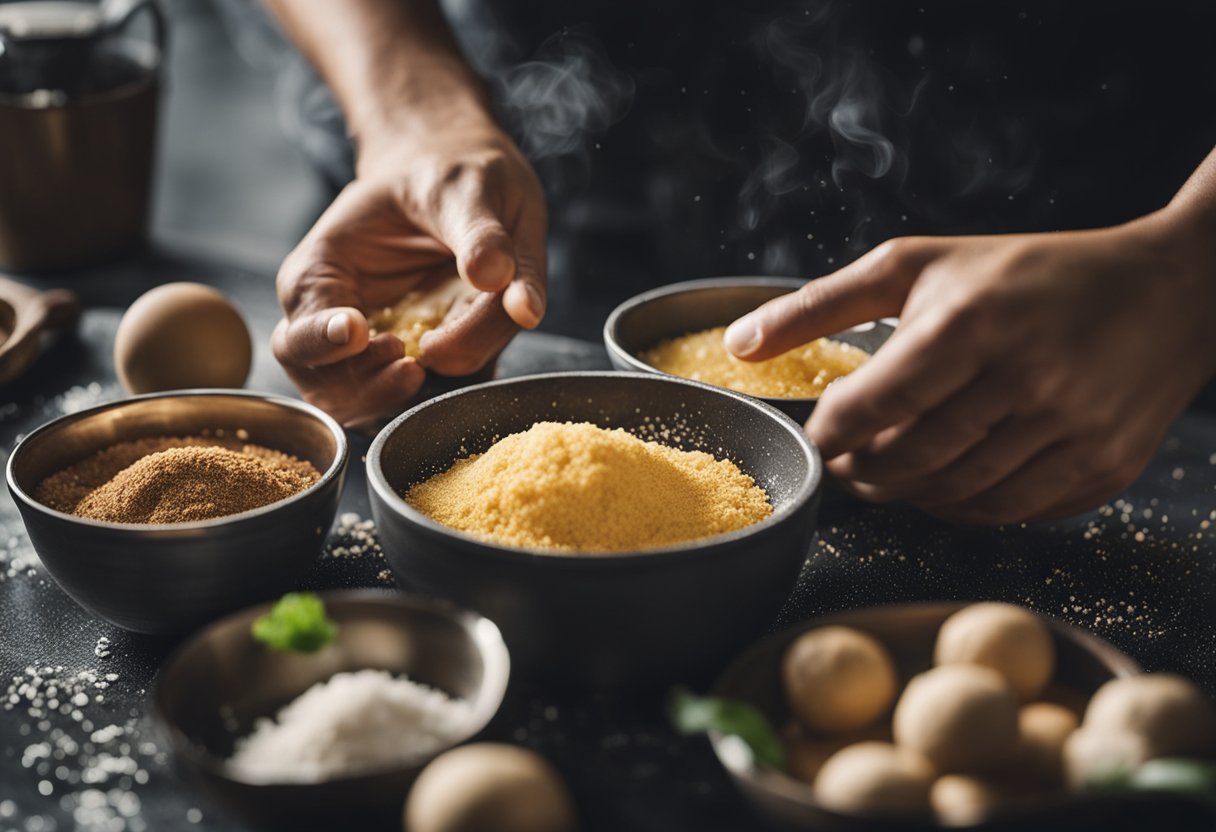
xmin=227 ymin=669 xmax=473 ymax=783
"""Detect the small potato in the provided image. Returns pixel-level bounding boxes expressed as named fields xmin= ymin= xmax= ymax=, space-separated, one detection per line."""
xmin=813 ymin=742 xmax=935 ymax=815
xmin=1062 ymin=727 xmax=1153 ymax=790
xmin=781 ymin=720 xmax=893 ymax=786
xmin=893 ymin=665 xmax=1019 ymax=774
xmin=1016 ymin=702 xmax=1079 ymax=787
xmin=931 ymin=774 xmax=1019 ymax=826
xmin=404 ymin=743 xmax=577 ymax=832
xmin=782 ymin=626 xmax=898 ymax=736
xmin=935 ymin=603 xmax=1055 ymax=701
xmin=1080 ymin=674 xmax=1216 ymax=760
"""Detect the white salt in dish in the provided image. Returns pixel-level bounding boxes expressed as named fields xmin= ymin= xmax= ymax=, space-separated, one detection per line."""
xmin=227 ymin=669 xmax=475 ymax=784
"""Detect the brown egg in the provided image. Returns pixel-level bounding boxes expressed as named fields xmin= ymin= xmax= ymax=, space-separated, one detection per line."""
xmin=781 ymin=720 xmax=894 ymax=785
xmin=114 ymin=282 xmax=252 ymax=394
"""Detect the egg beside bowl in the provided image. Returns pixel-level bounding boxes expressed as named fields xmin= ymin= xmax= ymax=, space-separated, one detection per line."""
xmin=604 ymin=277 xmax=895 ymax=423
xmin=4 ymin=390 xmax=348 ymax=633
xmin=367 ymin=371 xmax=823 ymax=695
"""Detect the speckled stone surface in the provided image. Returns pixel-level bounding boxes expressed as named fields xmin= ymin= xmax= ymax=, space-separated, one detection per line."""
xmin=1 ymin=254 xmax=1214 ymax=832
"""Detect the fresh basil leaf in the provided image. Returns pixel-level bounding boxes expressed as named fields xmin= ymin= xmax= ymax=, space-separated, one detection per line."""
xmin=669 ymin=686 xmax=786 ymax=771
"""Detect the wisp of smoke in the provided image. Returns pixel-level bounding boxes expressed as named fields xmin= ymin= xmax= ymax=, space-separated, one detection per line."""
xmin=497 ymin=30 xmax=635 ymax=163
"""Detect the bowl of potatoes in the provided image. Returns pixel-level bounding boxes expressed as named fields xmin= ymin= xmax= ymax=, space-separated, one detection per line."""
xmin=708 ymin=602 xmax=1216 ymax=830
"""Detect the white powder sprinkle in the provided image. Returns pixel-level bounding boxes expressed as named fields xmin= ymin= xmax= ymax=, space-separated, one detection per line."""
xmin=227 ymin=669 xmax=473 ymax=783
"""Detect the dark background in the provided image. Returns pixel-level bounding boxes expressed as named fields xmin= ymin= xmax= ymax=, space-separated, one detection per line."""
xmin=2 ymin=1 xmax=1216 ymax=830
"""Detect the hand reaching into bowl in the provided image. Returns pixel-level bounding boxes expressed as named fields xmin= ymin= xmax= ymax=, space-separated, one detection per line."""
xmin=266 ymin=0 xmax=547 ymax=429
xmin=726 ymin=147 xmax=1216 ymax=524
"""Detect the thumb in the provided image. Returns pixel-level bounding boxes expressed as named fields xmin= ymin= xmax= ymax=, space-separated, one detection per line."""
xmin=272 ymin=306 xmax=372 ymax=369
xmin=434 ymin=192 xmax=518 ymax=293
xmin=724 ymin=237 xmax=943 ymax=361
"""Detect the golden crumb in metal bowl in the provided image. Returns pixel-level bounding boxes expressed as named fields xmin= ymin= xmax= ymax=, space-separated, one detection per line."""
xmin=640 ymin=326 xmax=868 ymax=399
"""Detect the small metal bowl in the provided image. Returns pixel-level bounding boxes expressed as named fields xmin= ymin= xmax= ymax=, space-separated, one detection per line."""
xmin=368 ymin=371 xmax=822 ymax=695
xmin=5 ymin=389 xmax=348 ymax=633
xmin=154 ymin=590 xmax=509 ymax=830
xmin=604 ymin=277 xmax=895 ymax=423
xmin=709 ymin=602 xmax=1150 ymax=831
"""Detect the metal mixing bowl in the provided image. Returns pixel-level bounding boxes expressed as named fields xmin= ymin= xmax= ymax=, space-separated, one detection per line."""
xmin=708 ymin=602 xmax=1151 ymax=831
xmin=604 ymin=277 xmax=895 ymax=423
xmin=154 ymin=590 xmax=510 ymax=830
xmin=5 ymin=389 xmax=348 ymax=633
xmin=367 ymin=371 xmax=822 ymax=695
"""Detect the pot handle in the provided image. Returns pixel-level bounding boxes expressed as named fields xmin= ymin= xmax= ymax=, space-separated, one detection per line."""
xmin=98 ymin=0 xmax=167 ymax=57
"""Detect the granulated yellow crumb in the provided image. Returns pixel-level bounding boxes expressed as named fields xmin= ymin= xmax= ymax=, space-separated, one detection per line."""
xmin=405 ymin=421 xmax=772 ymax=553
xmin=367 ymin=280 xmax=474 ymax=358
xmin=641 ymin=326 xmax=869 ymax=398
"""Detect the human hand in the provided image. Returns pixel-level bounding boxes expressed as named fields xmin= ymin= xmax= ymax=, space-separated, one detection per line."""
xmin=724 ymin=216 xmax=1216 ymax=524
xmin=272 ymin=125 xmax=547 ymax=429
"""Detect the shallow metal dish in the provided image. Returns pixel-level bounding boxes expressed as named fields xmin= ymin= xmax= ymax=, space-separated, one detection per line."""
xmin=5 ymin=389 xmax=348 ymax=633
xmin=154 ymin=590 xmax=509 ymax=830
xmin=368 ymin=371 xmax=822 ymax=695
xmin=604 ymin=277 xmax=895 ymax=424
xmin=707 ymin=602 xmax=1216 ymax=831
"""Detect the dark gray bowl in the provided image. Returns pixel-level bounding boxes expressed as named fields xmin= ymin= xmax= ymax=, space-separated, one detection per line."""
xmin=5 ymin=389 xmax=348 ymax=634
xmin=367 ymin=371 xmax=822 ymax=695
xmin=604 ymin=277 xmax=895 ymax=424
xmin=706 ymin=602 xmax=1187 ymax=832
xmin=154 ymin=590 xmax=509 ymax=830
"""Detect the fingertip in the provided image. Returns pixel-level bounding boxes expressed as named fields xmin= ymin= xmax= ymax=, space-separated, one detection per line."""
xmin=504 ymin=280 xmax=544 ymax=329
xmin=724 ymin=317 xmax=762 ymax=358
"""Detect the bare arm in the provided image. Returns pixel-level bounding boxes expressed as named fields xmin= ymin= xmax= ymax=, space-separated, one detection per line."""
xmin=264 ymin=0 xmax=547 ymax=427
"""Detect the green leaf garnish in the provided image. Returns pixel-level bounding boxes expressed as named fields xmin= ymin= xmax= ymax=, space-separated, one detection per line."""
xmin=1127 ymin=758 xmax=1216 ymax=795
xmin=251 ymin=592 xmax=338 ymax=653
xmin=669 ymin=685 xmax=786 ymax=771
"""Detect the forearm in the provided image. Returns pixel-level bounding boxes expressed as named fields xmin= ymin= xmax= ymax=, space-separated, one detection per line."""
xmin=263 ymin=0 xmax=495 ymax=161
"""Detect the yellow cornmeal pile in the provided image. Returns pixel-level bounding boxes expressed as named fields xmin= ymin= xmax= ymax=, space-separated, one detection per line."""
xmin=405 ymin=421 xmax=772 ymax=552
xmin=368 ymin=279 xmax=473 ymax=358
xmin=36 ymin=436 xmax=320 ymax=524
xmin=641 ymin=326 xmax=869 ymax=399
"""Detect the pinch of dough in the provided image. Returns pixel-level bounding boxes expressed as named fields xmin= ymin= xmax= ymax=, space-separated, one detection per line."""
xmin=404 ymin=743 xmax=577 ymax=832
xmin=893 ymin=665 xmax=1020 ymax=774
xmin=1015 ymin=702 xmax=1079 ymax=787
xmin=782 ymin=626 xmax=898 ymax=736
xmin=934 ymin=603 xmax=1055 ymax=701
xmin=368 ymin=279 xmax=477 ymax=359
xmin=813 ymin=741 xmax=935 ymax=815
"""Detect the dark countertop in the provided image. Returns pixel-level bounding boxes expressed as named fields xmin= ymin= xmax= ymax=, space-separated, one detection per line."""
xmin=2 ymin=247 xmax=1215 ymax=832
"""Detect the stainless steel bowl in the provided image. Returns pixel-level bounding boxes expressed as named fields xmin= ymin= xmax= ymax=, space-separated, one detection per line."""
xmin=604 ymin=277 xmax=895 ymax=423
xmin=708 ymin=602 xmax=1155 ymax=831
xmin=154 ymin=590 xmax=510 ymax=830
xmin=5 ymin=389 xmax=348 ymax=633
xmin=367 ymin=371 xmax=822 ymax=695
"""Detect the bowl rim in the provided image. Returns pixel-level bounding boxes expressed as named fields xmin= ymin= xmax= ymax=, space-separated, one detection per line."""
xmin=152 ymin=588 xmax=512 ymax=788
xmin=367 ymin=370 xmax=822 ymax=563
xmin=602 ymin=276 xmax=892 ymax=405
xmin=4 ymin=388 xmax=349 ymax=532
xmin=707 ymin=600 xmax=1145 ymax=826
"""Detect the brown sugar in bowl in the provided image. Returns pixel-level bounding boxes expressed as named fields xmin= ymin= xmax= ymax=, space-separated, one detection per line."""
xmin=5 ymin=390 xmax=348 ymax=634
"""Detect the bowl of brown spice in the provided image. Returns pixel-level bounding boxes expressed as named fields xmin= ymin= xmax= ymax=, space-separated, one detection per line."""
xmin=5 ymin=389 xmax=348 ymax=633
xmin=604 ymin=277 xmax=895 ymax=423
xmin=368 ymin=371 xmax=822 ymax=695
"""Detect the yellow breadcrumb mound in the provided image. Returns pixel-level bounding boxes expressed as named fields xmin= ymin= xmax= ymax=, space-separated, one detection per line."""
xmin=641 ymin=326 xmax=869 ymax=398
xmin=367 ymin=279 xmax=473 ymax=358
xmin=405 ymin=421 xmax=772 ymax=553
